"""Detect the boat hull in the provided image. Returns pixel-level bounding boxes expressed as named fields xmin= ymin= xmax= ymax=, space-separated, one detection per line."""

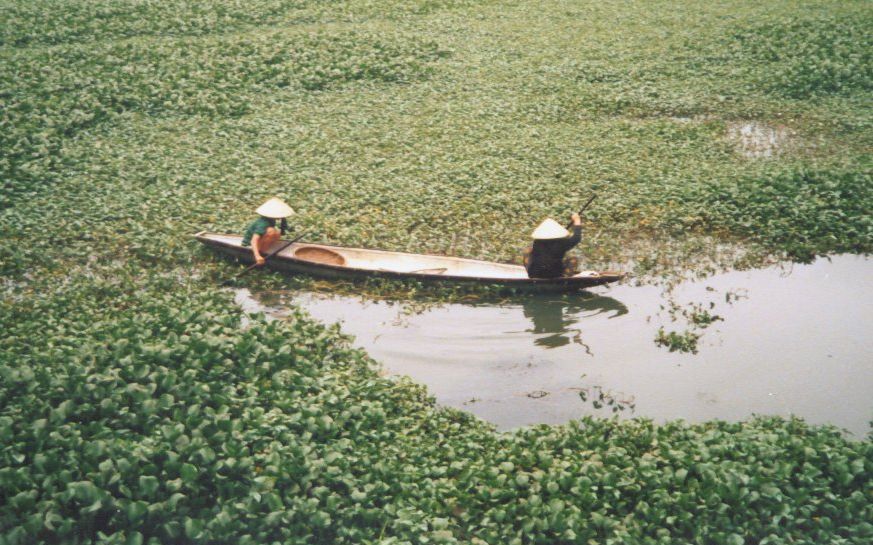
xmin=196 ymin=232 xmax=624 ymax=292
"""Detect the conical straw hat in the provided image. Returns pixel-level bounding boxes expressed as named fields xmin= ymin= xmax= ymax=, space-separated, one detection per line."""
xmin=531 ymin=218 xmax=569 ymax=240
xmin=256 ymin=197 xmax=294 ymax=218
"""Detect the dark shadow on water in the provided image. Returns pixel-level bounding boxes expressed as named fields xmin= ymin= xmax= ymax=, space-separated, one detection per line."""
xmin=518 ymin=293 xmax=628 ymax=350
xmin=252 ymin=286 xmax=629 ymax=352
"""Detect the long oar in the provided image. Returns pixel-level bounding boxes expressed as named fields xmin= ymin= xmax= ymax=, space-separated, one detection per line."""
xmin=222 ymin=232 xmax=308 ymax=286
xmin=566 ymin=194 xmax=597 ymax=229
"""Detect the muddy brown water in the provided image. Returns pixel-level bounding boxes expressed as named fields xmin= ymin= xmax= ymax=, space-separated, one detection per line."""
xmin=236 ymin=255 xmax=872 ymax=437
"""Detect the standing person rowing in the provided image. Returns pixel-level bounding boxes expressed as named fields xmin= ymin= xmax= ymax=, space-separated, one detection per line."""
xmin=524 ymin=213 xmax=582 ymax=278
xmin=241 ymin=198 xmax=294 ymax=266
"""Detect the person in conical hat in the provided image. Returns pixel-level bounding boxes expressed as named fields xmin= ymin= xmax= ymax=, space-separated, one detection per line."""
xmin=524 ymin=213 xmax=582 ymax=278
xmin=241 ymin=197 xmax=294 ymax=266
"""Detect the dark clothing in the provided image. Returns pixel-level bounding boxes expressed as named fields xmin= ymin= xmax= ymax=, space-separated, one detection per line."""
xmin=241 ymin=217 xmax=276 ymax=247
xmin=525 ymin=226 xmax=582 ymax=278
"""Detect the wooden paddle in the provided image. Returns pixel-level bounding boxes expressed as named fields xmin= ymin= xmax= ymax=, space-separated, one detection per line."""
xmin=566 ymin=194 xmax=597 ymax=229
xmin=222 ymin=232 xmax=308 ymax=286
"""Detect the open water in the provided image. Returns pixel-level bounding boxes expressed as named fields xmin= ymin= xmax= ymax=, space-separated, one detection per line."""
xmin=236 ymin=255 xmax=872 ymax=437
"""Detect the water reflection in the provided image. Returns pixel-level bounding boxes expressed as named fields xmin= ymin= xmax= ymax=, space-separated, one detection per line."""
xmin=519 ymin=293 xmax=628 ymax=350
xmin=235 ymin=255 xmax=873 ymax=436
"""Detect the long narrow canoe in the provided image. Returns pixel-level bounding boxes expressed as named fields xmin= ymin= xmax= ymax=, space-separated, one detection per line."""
xmin=196 ymin=232 xmax=625 ymax=292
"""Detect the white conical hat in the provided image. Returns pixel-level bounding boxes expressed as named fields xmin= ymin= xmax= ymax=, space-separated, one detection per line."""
xmin=531 ymin=218 xmax=569 ymax=240
xmin=256 ymin=197 xmax=294 ymax=218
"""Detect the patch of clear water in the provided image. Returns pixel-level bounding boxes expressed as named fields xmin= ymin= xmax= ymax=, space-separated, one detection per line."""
xmin=238 ymin=255 xmax=872 ymax=437
xmin=727 ymin=121 xmax=791 ymax=158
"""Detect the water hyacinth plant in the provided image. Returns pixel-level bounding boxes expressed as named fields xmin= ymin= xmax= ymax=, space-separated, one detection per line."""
xmin=1 ymin=0 xmax=871 ymax=543
xmin=1 ymin=275 xmax=871 ymax=543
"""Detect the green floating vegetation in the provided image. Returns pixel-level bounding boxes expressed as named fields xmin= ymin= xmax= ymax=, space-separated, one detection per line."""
xmin=655 ymin=327 xmax=703 ymax=355
xmin=727 ymin=14 xmax=873 ymax=99
xmin=691 ymin=167 xmax=872 ymax=262
xmin=1 ymin=275 xmax=870 ymax=544
xmin=2 ymin=1 xmax=871 ymax=277
xmin=0 ymin=28 xmax=443 ymax=206
xmin=1 ymin=1 xmax=872 ymax=543
xmin=0 ymin=0 xmax=315 ymax=46
xmin=0 ymin=0 xmax=482 ymax=47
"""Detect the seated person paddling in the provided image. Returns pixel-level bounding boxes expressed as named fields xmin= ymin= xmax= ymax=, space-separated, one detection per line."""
xmin=524 ymin=213 xmax=582 ymax=279
xmin=241 ymin=197 xmax=294 ymax=266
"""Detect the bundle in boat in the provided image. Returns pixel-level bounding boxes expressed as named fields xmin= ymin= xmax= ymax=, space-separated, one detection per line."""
xmin=294 ymin=246 xmax=345 ymax=266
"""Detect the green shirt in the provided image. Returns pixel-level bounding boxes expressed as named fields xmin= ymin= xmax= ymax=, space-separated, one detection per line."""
xmin=241 ymin=217 xmax=276 ymax=247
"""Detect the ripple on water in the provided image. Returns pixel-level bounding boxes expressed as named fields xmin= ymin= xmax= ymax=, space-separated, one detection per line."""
xmin=237 ymin=255 xmax=872 ymax=437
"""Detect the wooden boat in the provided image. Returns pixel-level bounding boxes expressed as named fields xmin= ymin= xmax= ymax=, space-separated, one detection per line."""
xmin=195 ymin=232 xmax=625 ymax=292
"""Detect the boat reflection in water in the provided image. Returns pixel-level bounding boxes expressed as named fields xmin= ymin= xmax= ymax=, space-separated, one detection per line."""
xmin=238 ymin=287 xmax=636 ymax=418
xmin=519 ymin=293 xmax=628 ymax=350
xmin=236 ymin=255 xmax=873 ymax=435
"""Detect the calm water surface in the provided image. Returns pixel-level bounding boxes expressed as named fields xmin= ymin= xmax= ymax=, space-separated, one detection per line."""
xmin=236 ymin=255 xmax=872 ymax=437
